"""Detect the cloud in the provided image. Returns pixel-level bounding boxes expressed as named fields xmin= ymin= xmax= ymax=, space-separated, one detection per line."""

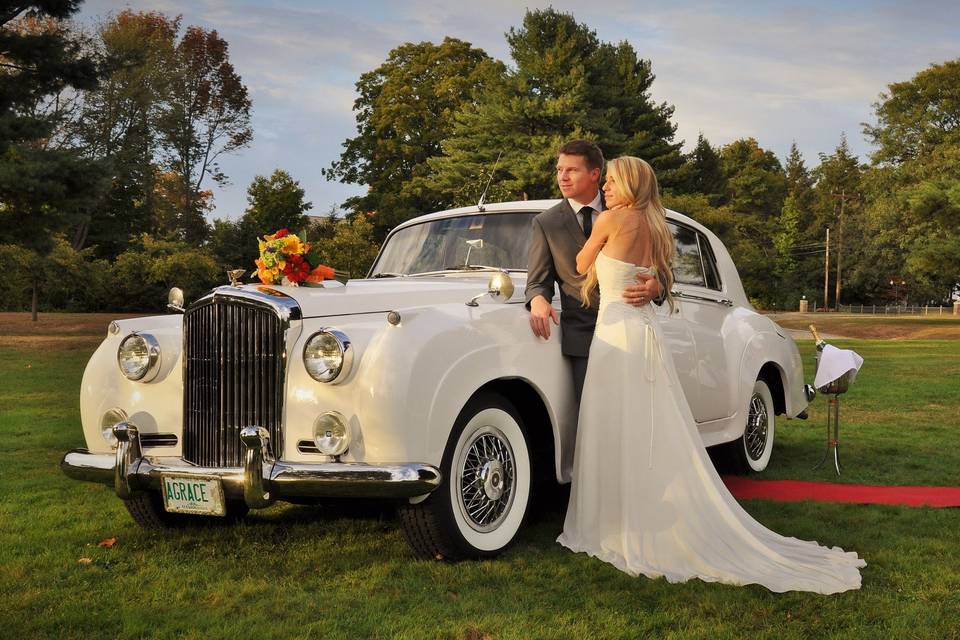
xmin=75 ymin=0 xmax=960 ymax=216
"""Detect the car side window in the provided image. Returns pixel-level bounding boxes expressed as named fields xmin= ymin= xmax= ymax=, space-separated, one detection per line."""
xmin=698 ymin=233 xmax=722 ymax=291
xmin=669 ymin=223 xmax=706 ymax=287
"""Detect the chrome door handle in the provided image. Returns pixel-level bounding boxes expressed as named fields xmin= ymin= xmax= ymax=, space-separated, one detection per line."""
xmin=672 ymin=290 xmax=734 ymax=306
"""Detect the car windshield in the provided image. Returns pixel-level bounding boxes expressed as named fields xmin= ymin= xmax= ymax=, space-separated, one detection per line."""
xmin=369 ymin=212 xmax=537 ymax=277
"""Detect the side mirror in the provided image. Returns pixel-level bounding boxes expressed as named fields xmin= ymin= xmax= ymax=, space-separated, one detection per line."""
xmin=167 ymin=287 xmax=185 ymax=314
xmin=466 ymin=271 xmax=515 ymax=307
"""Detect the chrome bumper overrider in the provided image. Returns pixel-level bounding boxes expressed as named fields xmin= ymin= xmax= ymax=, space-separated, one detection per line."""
xmin=61 ymin=423 xmax=442 ymax=506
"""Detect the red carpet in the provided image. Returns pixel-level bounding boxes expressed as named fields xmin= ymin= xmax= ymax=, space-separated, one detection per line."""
xmin=721 ymin=476 xmax=960 ymax=508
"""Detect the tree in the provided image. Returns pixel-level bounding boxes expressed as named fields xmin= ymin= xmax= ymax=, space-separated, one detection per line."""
xmin=811 ymin=135 xmax=869 ymax=305
xmin=423 ymin=9 xmax=684 ymax=209
xmin=315 ymin=214 xmax=380 ymax=279
xmin=674 ymin=133 xmax=726 ymax=203
xmin=67 ymin=10 xmax=178 ymax=257
xmin=324 ymin=37 xmax=501 ymax=239
xmin=220 ymin=169 xmax=312 ymax=269
xmin=0 ymin=1 xmax=105 ymax=319
xmin=155 ymin=22 xmax=252 ymax=243
xmin=864 ymin=59 xmax=960 ymax=165
xmin=715 ymin=138 xmax=787 ymax=306
xmin=861 ymin=59 xmax=960 ymax=303
xmin=773 ymin=143 xmax=816 ymax=298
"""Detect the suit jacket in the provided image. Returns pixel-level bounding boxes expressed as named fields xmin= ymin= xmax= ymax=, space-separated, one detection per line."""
xmin=525 ymin=198 xmax=600 ymax=358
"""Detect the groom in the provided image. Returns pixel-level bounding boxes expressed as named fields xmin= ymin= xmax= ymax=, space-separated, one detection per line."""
xmin=525 ymin=139 xmax=662 ymax=401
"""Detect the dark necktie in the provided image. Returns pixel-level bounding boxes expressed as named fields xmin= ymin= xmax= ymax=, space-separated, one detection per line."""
xmin=581 ymin=206 xmax=593 ymax=238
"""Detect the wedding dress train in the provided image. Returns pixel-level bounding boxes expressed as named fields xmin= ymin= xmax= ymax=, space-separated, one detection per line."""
xmin=557 ymin=251 xmax=865 ymax=593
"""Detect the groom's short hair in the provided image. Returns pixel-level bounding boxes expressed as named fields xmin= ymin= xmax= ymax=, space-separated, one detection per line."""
xmin=558 ymin=139 xmax=604 ymax=172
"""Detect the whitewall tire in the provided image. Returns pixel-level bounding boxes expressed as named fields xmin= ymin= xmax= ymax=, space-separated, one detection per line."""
xmin=735 ymin=379 xmax=776 ymax=473
xmin=399 ymin=392 xmax=532 ymax=560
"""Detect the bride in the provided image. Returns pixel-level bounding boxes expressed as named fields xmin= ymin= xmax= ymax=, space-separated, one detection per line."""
xmin=556 ymin=156 xmax=865 ymax=593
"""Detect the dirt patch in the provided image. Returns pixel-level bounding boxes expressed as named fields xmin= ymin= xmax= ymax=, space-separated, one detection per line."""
xmin=770 ymin=313 xmax=960 ymax=340
xmin=0 ymin=312 xmax=142 ymax=339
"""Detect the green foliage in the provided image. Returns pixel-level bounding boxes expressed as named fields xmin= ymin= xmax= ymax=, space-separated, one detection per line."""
xmin=109 ymin=234 xmax=220 ymax=311
xmin=67 ymin=10 xmax=178 ymax=257
xmin=864 ymin=59 xmax=960 ymax=165
xmin=860 ymin=61 xmax=960 ymax=303
xmin=0 ymin=243 xmax=31 ymax=310
xmin=0 ymin=3 xmax=108 ymax=315
xmin=324 ymin=37 xmax=501 ymax=239
xmin=425 ymin=8 xmax=683 ymax=205
xmin=313 ymin=215 xmax=381 ymax=279
xmin=672 ymin=134 xmax=726 ymax=203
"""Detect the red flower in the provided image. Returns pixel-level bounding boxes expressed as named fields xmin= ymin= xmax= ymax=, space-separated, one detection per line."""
xmin=275 ymin=228 xmax=289 ymax=238
xmin=283 ymin=254 xmax=310 ymax=283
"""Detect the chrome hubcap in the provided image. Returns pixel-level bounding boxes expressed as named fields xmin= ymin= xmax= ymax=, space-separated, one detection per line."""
xmin=457 ymin=426 xmax=516 ymax=533
xmin=745 ymin=393 xmax=769 ymax=461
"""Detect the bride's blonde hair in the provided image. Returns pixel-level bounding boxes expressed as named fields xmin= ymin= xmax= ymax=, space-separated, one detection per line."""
xmin=579 ymin=156 xmax=675 ymax=311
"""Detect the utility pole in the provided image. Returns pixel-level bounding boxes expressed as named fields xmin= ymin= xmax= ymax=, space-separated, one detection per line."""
xmin=832 ymin=189 xmax=859 ymax=311
xmin=823 ymin=228 xmax=830 ymax=311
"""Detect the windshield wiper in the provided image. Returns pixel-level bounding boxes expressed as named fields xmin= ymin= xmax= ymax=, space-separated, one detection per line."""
xmin=371 ymin=272 xmax=405 ymax=278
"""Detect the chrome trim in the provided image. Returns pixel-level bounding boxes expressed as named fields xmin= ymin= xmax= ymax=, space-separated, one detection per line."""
xmin=455 ymin=426 xmax=516 ymax=533
xmin=167 ymin=287 xmax=185 ymax=313
xmin=187 ymin=285 xmax=302 ymax=322
xmin=744 ymin=394 xmax=769 ymax=461
xmin=303 ymin=329 xmax=353 ymax=384
xmin=313 ymin=411 xmax=350 ymax=455
xmin=240 ymin=426 xmax=273 ymax=507
xmin=113 ymin=422 xmax=142 ymax=499
xmin=117 ymin=332 xmax=162 ymax=382
xmin=672 ymin=290 xmax=734 ymax=306
xmin=182 ymin=288 xmax=300 ymax=467
xmin=141 ymin=433 xmax=178 ymax=447
xmin=60 ymin=447 xmax=442 ymax=501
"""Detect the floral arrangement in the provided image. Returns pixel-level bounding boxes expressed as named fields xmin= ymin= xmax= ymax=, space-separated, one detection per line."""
xmin=255 ymin=228 xmax=336 ymax=285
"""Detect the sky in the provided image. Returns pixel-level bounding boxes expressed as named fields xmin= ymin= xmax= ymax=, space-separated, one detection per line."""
xmin=76 ymin=0 xmax=960 ymax=221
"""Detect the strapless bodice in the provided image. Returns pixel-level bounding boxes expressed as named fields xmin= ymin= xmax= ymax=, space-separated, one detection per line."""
xmin=596 ymin=251 xmax=656 ymax=308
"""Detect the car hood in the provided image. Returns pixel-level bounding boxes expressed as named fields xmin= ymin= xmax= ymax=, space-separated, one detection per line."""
xmin=231 ymin=276 xmax=525 ymax=318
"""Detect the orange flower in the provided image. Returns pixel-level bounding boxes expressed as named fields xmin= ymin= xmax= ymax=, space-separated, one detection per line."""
xmin=305 ymin=264 xmax=336 ymax=284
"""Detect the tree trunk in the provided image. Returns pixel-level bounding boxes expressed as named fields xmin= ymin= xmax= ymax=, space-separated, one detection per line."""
xmin=31 ymin=279 xmax=38 ymax=322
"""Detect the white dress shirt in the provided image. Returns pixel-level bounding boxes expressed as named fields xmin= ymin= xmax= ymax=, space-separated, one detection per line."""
xmin=568 ymin=191 xmax=603 ymax=231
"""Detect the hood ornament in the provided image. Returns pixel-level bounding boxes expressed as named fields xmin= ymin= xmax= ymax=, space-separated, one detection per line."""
xmin=227 ymin=269 xmax=247 ymax=287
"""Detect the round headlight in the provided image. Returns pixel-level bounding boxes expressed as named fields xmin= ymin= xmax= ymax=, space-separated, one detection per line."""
xmin=313 ymin=412 xmax=350 ymax=456
xmin=303 ymin=329 xmax=352 ymax=383
xmin=117 ymin=333 xmax=161 ymax=381
xmin=100 ymin=408 xmax=128 ymax=448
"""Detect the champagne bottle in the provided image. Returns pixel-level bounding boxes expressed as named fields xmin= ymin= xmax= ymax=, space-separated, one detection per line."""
xmin=809 ymin=325 xmax=827 ymax=351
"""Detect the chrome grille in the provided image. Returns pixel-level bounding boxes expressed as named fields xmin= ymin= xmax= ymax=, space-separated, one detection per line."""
xmin=183 ymin=297 xmax=285 ymax=467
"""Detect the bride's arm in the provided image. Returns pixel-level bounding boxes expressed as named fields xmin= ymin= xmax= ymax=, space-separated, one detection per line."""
xmin=575 ymin=211 xmax=614 ymax=274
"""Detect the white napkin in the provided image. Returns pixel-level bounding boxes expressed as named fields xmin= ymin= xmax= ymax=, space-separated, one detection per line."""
xmin=814 ymin=344 xmax=864 ymax=390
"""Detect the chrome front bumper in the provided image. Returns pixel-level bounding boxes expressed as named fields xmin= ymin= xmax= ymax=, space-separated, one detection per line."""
xmin=61 ymin=423 xmax=442 ymax=506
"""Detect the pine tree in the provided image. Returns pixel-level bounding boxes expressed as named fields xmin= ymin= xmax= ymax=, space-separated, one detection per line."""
xmin=418 ymin=9 xmax=684 ymax=208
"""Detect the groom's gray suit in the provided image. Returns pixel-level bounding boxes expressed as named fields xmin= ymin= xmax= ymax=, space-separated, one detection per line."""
xmin=525 ymin=198 xmax=600 ymax=398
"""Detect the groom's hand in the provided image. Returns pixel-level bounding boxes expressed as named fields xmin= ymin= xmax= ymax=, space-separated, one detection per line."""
xmin=623 ymin=274 xmax=660 ymax=307
xmin=529 ymin=295 xmax=559 ymax=339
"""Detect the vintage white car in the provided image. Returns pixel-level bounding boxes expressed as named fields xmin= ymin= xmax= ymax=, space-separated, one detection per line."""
xmin=62 ymin=200 xmax=814 ymax=559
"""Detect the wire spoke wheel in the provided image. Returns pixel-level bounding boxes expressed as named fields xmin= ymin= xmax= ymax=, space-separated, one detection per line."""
xmin=457 ymin=427 xmax=516 ymax=533
xmin=745 ymin=393 xmax=769 ymax=461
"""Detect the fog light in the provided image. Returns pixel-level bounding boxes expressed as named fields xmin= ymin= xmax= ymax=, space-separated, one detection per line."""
xmin=100 ymin=408 xmax=128 ymax=448
xmin=313 ymin=412 xmax=350 ymax=456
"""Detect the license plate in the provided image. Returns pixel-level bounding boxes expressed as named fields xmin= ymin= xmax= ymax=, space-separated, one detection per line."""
xmin=161 ymin=474 xmax=226 ymax=516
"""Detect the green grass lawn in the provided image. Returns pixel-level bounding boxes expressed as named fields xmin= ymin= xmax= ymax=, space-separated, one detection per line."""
xmin=1 ymin=338 xmax=958 ymax=639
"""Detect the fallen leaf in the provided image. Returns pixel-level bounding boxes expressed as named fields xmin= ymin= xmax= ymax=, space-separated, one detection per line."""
xmin=78 ymin=557 xmax=93 ymax=565
xmin=97 ymin=537 xmax=118 ymax=548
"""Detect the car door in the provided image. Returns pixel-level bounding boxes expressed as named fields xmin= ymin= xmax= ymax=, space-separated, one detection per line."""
xmin=669 ymin=223 xmax=733 ymax=422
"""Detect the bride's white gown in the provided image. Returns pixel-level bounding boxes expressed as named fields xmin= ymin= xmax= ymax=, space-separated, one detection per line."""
xmin=557 ymin=251 xmax=865 ymax=593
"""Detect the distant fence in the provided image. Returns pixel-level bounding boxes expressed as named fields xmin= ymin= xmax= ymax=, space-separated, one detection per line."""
xmin=810 ymin=304 xmax=959 ymax=316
